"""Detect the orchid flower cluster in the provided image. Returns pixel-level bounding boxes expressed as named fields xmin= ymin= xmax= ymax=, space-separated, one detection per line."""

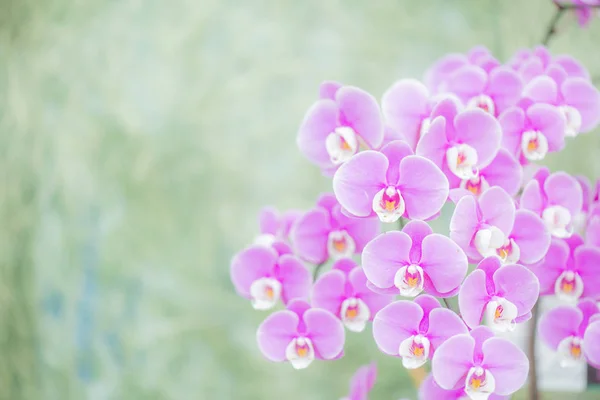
xmin=229 ymin=44 xmax=600 ymax=400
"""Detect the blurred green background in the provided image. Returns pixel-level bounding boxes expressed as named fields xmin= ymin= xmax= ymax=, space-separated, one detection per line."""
xmin=1 ymin=0 xmax=599 ymax=399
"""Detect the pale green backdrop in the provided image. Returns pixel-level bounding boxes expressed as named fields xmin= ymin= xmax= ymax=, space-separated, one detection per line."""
xmin=0 ymin=0 xmax=599 ymax=399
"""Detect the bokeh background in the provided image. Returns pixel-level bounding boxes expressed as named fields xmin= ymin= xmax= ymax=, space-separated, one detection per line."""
xmin=1 ymin=0 xmax=600 ymax=399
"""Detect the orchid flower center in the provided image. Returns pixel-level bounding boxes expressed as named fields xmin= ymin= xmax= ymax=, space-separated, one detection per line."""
xmin=285 ymin=337 xmax=315 ymax=370
xmin=325 ymin=126 xmax=359 ymax=165
xmin=249 ymin=277 xmax=282 ymax=310
xmin=467 ymin=94 xmax=496 ymax=115
xmin=554 ymin=270 xmax=584 ymax=301
xmin=460 ymin=174 xmax=490 ymax=197
xmin=393 ymin=264 xmax=424 ymax=297
xmin=559 ymin=105 xmax=582 ymax=138
xmin=542 ymin=205 xmax=573 ymax=238
xmin=495 ymin=238 xmax=520 ymax=264
xmin=447 ymin=144 xmax=479 ymax=180
xmin=327 ymin=230 xmax=356 ymax=260
xmin=398 ymin=334 xmax=431 ymax=369
xmin=465 ymin=366 xmax=496 ymax=400
xmin=372 ymin=186 xmax=406 ymax=223
xmin=521 ymin=130 xmax=549 ymax=161
xmin=340 ymin=297 xmax=370 ymax=333
xmin=557 ymin=336 xmax=585 ymax=367
xmin=484 ymin=297 xmax=518 ymax=332
xmin=419 ymin=117 xmax=432 ymax=139
xmin=474 ymin=226 xmax=505 ymax=258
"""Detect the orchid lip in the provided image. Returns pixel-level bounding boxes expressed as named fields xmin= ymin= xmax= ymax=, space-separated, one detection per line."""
xmin=394 ymin=264 xmax=424 ymax=297
xmin=372 ymin=186 xmax=405 ymax=223
xmin=325 ymin=126 xmax=359 ymax=165
xmin=464 ymin=366 xmax=496 ymax=400
xmin=460 ymin=175 xmax=489 ymax=197
xmin=554 ymin=270 xmax=584 ymax=302
xmin=327 ymin=230 xmax=356 ymax=260
xmin=495 ymin=238 xmax=520 ymax=264
xmin=474 ymin=226 xmax=506 ymax=258
xmin=542 ymin=205 xmax=573 ymax=238
xmin=250 ymin=277 xmax=282 ymax=310
xmin=557 ymin=336 xmax=585 ymax=368
xmin=285 ymin=336 xmax=315 ymax=369
xmin=484 ymin=297 xmax=517 ymax=332
xmin=398 ymin=334 xmax=431 ymax=369
xmin=521 ymin=130 xmax=548 ymax=161
xmin=467 ymin=94 xmax=496 ymax=115
xmin=340 ymin=297 xmax=370 ymax=332
xmin=559 ymin=105 xmax=582 ymax=138
xmin=447 ymin=144 xmax=479 ymax=180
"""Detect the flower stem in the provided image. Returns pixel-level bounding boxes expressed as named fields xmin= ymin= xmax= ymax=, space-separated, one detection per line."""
xmin=528 ymin=300 xmax=540 ymax=400
xmin=313 ymin=262 xmax=325 ymax=280
xmin=542 ymin=3 xmax=600 ymax=46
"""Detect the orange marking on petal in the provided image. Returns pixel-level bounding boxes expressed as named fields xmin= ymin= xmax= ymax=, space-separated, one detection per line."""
xmin=412 ymin=346 xmax=424 ymax=357
xmin=407 ymin=277 xmax=418 ymax=287
xmin=265 ymin=286 xmax=274 ymax=299
xmin=345 ymin=307 xmax=358 ymax=319
xmin=471 ymin=378 xmax=482 ymax=390
xmin=494 ymin=305 xmax=503 ymax=320
xmin=571 ymin=344 xmax=582 ymax=358
xmin=297 ymin=346 xmax=308 ymax=357
xmin=457 ymin=152 xmax=467 ymax=166
xmin=562 ymin=282 xmax=574 ymax=293
xmin=527 ymin=139 xmax=539 ymax=152
xmin=384 ymin=200 xmax=396 ymax=211
xmin=333 ymin=239 xmax=346 ymax=252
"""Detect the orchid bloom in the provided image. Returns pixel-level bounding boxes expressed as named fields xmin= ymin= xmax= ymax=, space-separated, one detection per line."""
xmin=450 ymin=187 xmax=516 ymax=263
xmin=230 ymin=245 xmax=311 ymax=310
xmin=509 ymin=45 xmax=590 ymax=83
xmin=254 ymin=206 xmax=302 ymax=248
xmin=431 ymin=326 xmax=529 ymax=400
xmin=529 ymin=235 xmax=600 ymax=301
xmin=373 ymin=295 xmax=468 ymax=369
xmin=333 ymin=140 xmax=449 ymax=223
xmin=425 ymin=46 xmax=501 ymax=94
xmin=449 ymin=149 xmax=522 ymax=200
xmin=362 ymin=220 xmax=468 ymax=297
xmin=312 ymin=258 xmax=394 ymax=332
xmin=459 ymin=257 xmax=540 ymax=332
xmin=437 ymin=65 xmax=523 ymax=117
xmin=522 ymin=74 xmax=600 ymax=137
xmin=520 ymin=167 xmax=583 ymax=238
xmin=382 ymin=79 xmax=463 ymax=150
xmin=499 ymin=103 xmax=566 ymax=163
xmin=257 ymin=299 xmax=345 ymax=369
xmin=341 ymin=363 xmax=377 ymax=400
xmin=416 ymin=98 xmax=501 ymax=188
xmin=297 ymin=83 xmax=384 ymax=174
xmin=291 ymin=193 xmax=380 ymax=264
xmin=539 ymin=299 xmax=600 ymax=367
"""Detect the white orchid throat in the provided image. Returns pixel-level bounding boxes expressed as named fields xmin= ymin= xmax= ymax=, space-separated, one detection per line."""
xmin=327 ymin=230 xmax=356 ymax=260
xmin=521 ymin=130 xmax=548 ymax=161
xmin=447 ymin=144 xmax=479 ymax=180
xmin=460 ymin=174 xmax=490 ymax=197
xmin=495 ymin=238 xmax=520 ymax=264
xmin=398 ymin=334 xmax=430 ymax=369
xmin=325 ymin=126 xmax=359 ymax=165
xmin=285 ymin=337 xmax=315 ymax=370
xmin=559 ymin=105 xmax=582 ymax=138
xmin=484 ymin=297 xmax=518 ymax=332
xmin=394 ymin=264 xmax=424 ymax=297
xmin=542 ymin=205 xmax=573 ymax=238
xmin=464 ymin=366 xmax=496 ymax=400
xmin=250 ymin=277 xmax=282 ymax=310
xmin=372 ymin=186 xmax=406 ymax=223
xmin=557 ymin=336 xmax=585 ymax=368
xmin=467 ymin=94 xmax=496 ymax=116
xmin=554 ymin=270 xmax=584 ymax=302
xmin=340 ymin=297 xmax=370 ymax=332
xmin=474 ymin=226 xmax=506 ymax=258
